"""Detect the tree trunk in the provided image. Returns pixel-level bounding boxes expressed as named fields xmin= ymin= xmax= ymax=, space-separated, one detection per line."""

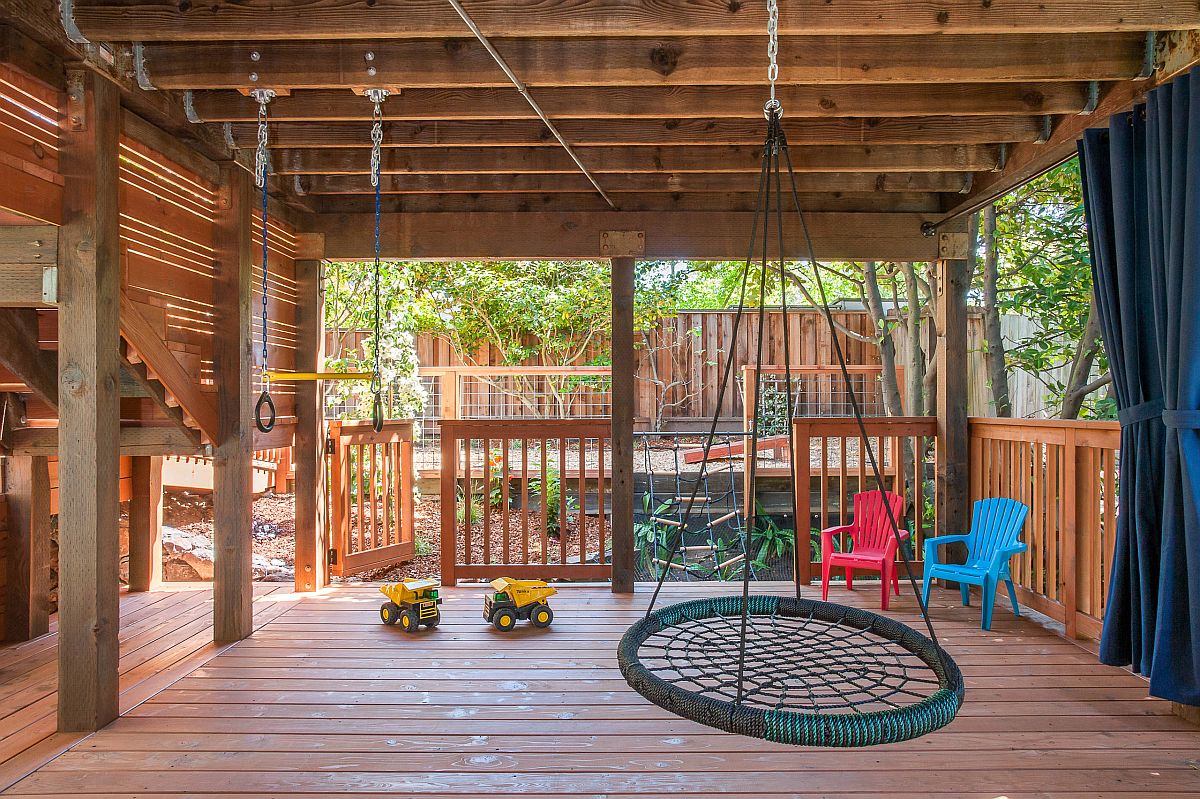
xmin=861 ymin=262 xmax=905 ymax=417
xmin=899 ymin=262 xmax=926 ymax=417
xmin=982 ymin=205 xmax=1012 ymax=417
xmin=1060 ymin=298 xmax=1105 ymax=420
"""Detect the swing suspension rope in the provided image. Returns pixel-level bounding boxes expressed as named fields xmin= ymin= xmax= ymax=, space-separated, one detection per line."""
xmin=618 ymin=0 xmax=963 ymax=747
xmin=253 ymin=88 xmax=277 ymax=434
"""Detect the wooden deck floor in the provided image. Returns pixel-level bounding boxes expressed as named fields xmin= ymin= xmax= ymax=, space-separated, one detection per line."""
xmin=2 ymin=581 xmax=1198 ymax=797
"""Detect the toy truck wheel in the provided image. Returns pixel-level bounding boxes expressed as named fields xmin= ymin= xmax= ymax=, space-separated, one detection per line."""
xmin=399 ymin=608 xmax=420 ymax=633
xmin=380 ymin=602 xmax=401 ymax=625
xmin=492 ymin=609 xmax=517 ymax=632
xmin=530 ymin=603 xmax=554 ymax=628
xmin=424 ymin=610 xmax=441 ymax=628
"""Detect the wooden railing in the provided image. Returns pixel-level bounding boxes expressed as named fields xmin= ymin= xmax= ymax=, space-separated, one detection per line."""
xmin=969 ymin=417 xmax=1120 ymax=640
xmin=327 ymin=419 xmax=416 ymax=576
xmin=439 ymin=418 xmax=612 ymax=583
xmin=790 ymin=417 xmax=940 ymax=585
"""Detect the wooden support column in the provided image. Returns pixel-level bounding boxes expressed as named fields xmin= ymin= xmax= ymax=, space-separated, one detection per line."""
xmin=293 ymin=238 xmax=327 ymax=592
xmin=606 ymin=236 xmax=641 ymax=593
xmin=935 ymin=237 xmax=971 ymax=546
xmin=211 ymin=161 xmax=254 ymax=642
xmin=5 ymin=456 xmax=50 ymax=641
xmin=56 ymin=69 xmax=122 ymax=733
xmin=127 ymin=456 xmax=163 ymax=592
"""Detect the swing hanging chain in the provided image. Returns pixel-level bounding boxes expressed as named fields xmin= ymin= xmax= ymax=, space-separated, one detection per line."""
xmin=366 ymin=90 xmax=388 ymax=432
xmin=764 ymin=0 xmax=782 ymax=118
xmin=252 ymin=88 xmax=275 ymax=369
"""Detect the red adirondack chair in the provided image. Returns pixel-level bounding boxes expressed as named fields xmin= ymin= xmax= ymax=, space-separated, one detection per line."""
xmin=821 ymin=490 xmax=907 ymax=610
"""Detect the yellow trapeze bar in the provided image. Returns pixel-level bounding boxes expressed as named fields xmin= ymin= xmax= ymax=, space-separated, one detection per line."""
xmin=262 ymin=371 xmax=375 ymax=381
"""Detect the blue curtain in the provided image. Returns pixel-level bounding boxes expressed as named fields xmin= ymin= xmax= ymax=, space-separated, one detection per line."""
xmin=1080 ymin=68 xmax=1200 ymax=706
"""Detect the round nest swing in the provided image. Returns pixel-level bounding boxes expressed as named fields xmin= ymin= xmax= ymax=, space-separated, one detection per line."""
xmin=618 ymin=595 xmax=964 ymax=747
xmin=617 ymin=2 xmax=964 ymax=747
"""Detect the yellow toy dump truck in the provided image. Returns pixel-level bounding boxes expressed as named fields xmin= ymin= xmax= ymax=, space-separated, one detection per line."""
xmin=379 ymin=578 xmax=442 ymax=632
xmin=483 ymin=577 xmax=558 ymax=631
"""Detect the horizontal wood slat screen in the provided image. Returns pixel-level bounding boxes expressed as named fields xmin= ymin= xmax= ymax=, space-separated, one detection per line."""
xmin=968 ymin=417 xmax=1120 ymax=640
xmin=0 ymin=64 xmax=61 ymax=225
xmin=327 ymin=420 xmax=416 ymax=577
xmin=439 ymin=419 xmax=612 ymax=583
xmin=791 ymin=416 xmax=939 ymax=586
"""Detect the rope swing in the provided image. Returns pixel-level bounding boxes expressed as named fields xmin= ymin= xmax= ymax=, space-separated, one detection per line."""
xmin=250 ymin=88 xmax=387 ymax=434
xmin=617 ymin=0 xmax=964 ymax=747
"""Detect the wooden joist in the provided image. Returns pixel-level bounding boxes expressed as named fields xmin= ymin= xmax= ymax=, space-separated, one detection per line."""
xmin=139 ymin=33 xmax=1149 ymax=90
xmin=282 ymin=144 xmax=998 ymax=177
xmin=4 ymin=425 xmax=205 ymax=456
xmin=188 ymin=83 xmax=1096 ymax=122
xmin=0 ymin=226 xmax=58 ymax=306
xmin=299 ymin=171 xmax=972 ymax=197
xmin=311 ymin=209 xmax=943 ymax=261
xmin=238 ymin=116 xmax=1046 ymax=150
xmin=314 ymin=190 xmax=947 ymax=215
xmin=66 ymin=0 xmax=1199 ymax=40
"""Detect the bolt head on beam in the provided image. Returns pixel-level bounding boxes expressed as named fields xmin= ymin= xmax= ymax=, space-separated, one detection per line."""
xmin=599 ymin=230 xmax=645 ymax=258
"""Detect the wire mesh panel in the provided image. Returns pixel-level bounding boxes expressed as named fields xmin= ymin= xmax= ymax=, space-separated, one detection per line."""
xmin=439 ymin=419 xmax=612 ymax=583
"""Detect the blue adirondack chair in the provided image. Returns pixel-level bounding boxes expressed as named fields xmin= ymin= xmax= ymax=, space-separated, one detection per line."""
xmin=921 ymin=498 xmax=1029 ymax=630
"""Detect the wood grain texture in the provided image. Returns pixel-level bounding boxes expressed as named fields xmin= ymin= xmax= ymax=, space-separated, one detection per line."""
xmin=0 ymin=310 xmax=57 ymax=408
xmin=126 ymin=456 xmax=163 ymax=592
xmin=310 ymin=210 xmax=944 ymax=261
xmin=190 ymin=83 xmax=1093 ymax=122
xmin=610 ymin=256 xmax=635 ymax=594
xmin=69 ymin=0 xmax=1199 ymax=39
xmin=210 ymin=162 xmax=254 ymax=644
xmin=935 ymin=257 xmax=971 ymax=542
xmin=3 ymin=456 xmax=49 ymax=642
xmin=140 ymin=33 xmax=1148 ymax=90
xmin=2 ymin=582 xmax=1198 ymax=797
xmin=55 ymin=70 xmax=122 ymax=733
xmin=292 ymin=258 xmax=325 ymax=593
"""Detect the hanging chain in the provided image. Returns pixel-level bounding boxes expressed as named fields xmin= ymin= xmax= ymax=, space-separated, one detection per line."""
xmin=764 ymin=0 xmax=782 ymax=118
xmin=251 ymin=88 xmax=275 ymax=375
xmin=365 ymin=90 xmax=389 ymax=402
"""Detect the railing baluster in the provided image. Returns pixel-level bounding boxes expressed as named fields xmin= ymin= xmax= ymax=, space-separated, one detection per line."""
xmin=578 ymin=436 xmax=588 ymax=565
xmin=521 ymin=438 xmax=530 ymax=565
xmin=463 ymin=436 xmax=473 ymax=567
xmin=559 ymin=437 xmax=568 ymax=566
xmin=540 ymin=437 xmax=549 ymax=565
xmin=597 ymin=434 xmax=607 ymax=565
xmin=482 ymin=436 xmax=491 ymax=565
xmin=501 ymin=437 xmax=511 ymax=565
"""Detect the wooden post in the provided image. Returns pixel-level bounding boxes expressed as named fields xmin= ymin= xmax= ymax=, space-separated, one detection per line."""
xmin=56 ymin=69 xmax=122 ymax=732
xmin=5 ymin=456 xmax=50 ymax=641
xmin=610 ymin=255 xmax=636 ymax=593
xmin=792 ymin=421 xmax=812 ymax=587
xmin=293 ymin=247 xmax=327 ymax=592
xmin=935 ymin=249 xmax=971 ymax=550
xmin=440 ymin=368 xmax=459 ymax=422
xmin=438 ymin=424 xmax=458 ymax=585
xmin=211 ymin=161 xmax=254 ymax=642
xmin=127 ymin=456 xmax=163 ymax=592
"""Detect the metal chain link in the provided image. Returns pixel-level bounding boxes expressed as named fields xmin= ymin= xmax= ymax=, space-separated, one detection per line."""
xmin=364 ymin=90 xmax=389 ymax=400
xmin=764 ymin=0 xmax=782 ymax=118
xmin=250 ymin=88 xmax=275 ymax=371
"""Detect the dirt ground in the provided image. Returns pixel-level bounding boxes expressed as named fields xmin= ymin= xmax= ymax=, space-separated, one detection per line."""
xmin=163 ymin=490 xmax=297 ymax=572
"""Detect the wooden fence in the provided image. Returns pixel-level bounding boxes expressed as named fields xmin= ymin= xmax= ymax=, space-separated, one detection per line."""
xmin=789 ymin=417 xmax=940 ymax=585
xmin=438 ymin=418 xmax=612 ymax=583
xmin=327 ymin=420 xmax=416 ymax=576
xmin=969 ymin=417 xmax=1120 ymax=640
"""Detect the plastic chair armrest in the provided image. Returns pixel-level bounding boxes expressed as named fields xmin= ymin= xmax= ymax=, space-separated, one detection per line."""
xmin=989 ymin=542 xmax=1028 ymax=570
xmin=923 ymin=534 xmax=971 ymax=565
xmin=820 ymin=525 xmax=852 ymax=559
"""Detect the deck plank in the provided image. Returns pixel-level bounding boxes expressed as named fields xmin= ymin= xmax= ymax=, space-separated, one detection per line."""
xmin=3 ymin=582 xmax=1199 ymax=796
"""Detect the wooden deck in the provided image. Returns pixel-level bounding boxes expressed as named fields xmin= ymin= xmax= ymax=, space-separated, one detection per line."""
xmin=2 ymin=581 xmax=1198 ymax=797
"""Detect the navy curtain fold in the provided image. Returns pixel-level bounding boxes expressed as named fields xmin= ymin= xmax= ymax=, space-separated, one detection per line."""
xmin=1080 ymin=68 xmax=1200 ymax=706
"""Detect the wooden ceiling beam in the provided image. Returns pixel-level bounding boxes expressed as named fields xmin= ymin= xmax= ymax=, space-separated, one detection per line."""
xmin=311 ymin=209 xmax=943 ymax=261
xmin=279 ymin=144 xmax=997 ymax=177
xmin=189 ymin=83 xmax=1095 ymax=122
xmin=237 ymin=117 xmax=1044 ymax=150
xmin=313 ymin=191 xmax=946 ymax=215
xmin=68 ymin=1 xmax=1199 ymax=40
xmin=139 ymin=33 xmax=1148 ymax=90
xmin=297 ymin=171 xmax=972 ymax=196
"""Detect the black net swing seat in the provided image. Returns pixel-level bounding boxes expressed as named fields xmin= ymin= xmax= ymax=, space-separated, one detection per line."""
xmin=618 ymin=595 xmax=964 ymax=747
xmin=617 ymin=33 xmax=964 ymax=745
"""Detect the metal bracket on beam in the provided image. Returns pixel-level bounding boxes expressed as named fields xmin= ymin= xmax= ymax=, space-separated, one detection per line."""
xmin=599 ymin=230 xmax=645 ymax=258
xmin=132 ymin=42 xmax=156 ymax=90
xmin=1078 ymin=81 xmax=1101 ymax=116
xmin=183 ymin=91 xmax=202 ymax=124
xmin=958 ymin=173 xmax=973 ymax=195
xmin=42 ymin=266 xmax=57 ymax=305
xmin=1137 ymin=31 xmax=1157 ymax=80
xmin=1034 ymin=115 xmax=1053 ymax=144
xmin=995 ymin=143 xmax=1008 ymax=172
xmin=60 ymin=0 xmax=91 ymax=45
xmin=938 ymin=232 xmax=970 ymax=260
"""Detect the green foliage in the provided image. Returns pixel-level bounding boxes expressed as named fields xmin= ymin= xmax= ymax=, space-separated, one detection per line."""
xmin=989 ymin=159 xmax=1110 ymax=418
xmin=748 ymin=506 xmax=795 ymax=571
xmin=755 ymin=385 xmax=792 ymax=437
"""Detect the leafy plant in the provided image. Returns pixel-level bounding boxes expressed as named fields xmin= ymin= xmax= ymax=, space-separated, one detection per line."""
xmin=755 ymin=385 xmax=792 ymax=437
xmin=748 ymin=505 xmax=795 ymax=571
